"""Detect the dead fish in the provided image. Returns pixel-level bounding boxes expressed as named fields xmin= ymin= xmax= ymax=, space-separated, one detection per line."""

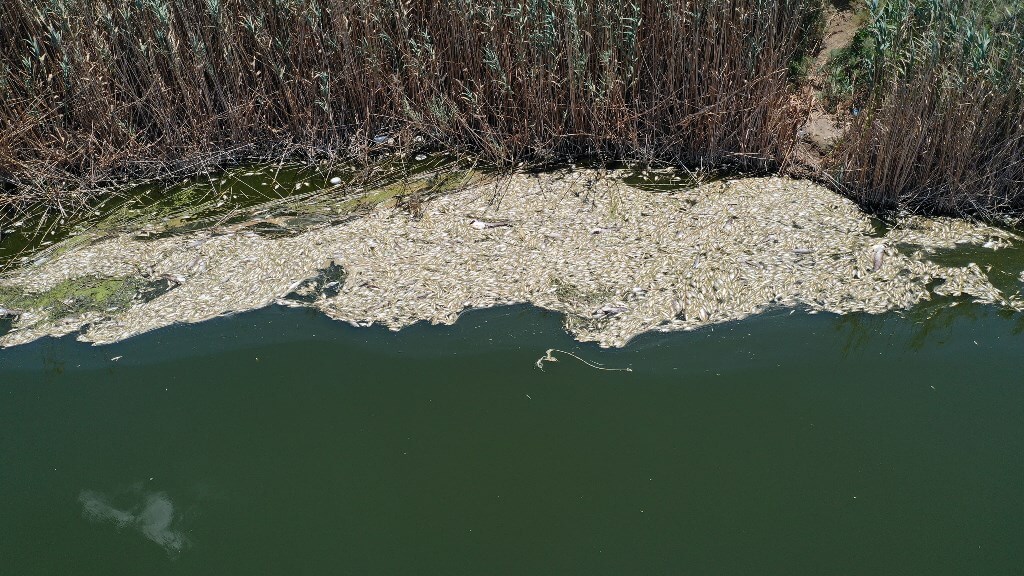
xmin=697 ymin=307 xmax=710 ymax=322
xmin=470 ymin=219 xmax=510 ymax=230
xmin=590 ymin=225 xmax=620 ymax=235
xmin=793 ymin=247 xmax=813 ymax=255
xmin=872 ymin=244 xmax=885 ymax=272
xmin=191 ymin=259 xmax=207 ymax=274
xmin=592 ymin=305 xmax=628 ymax=318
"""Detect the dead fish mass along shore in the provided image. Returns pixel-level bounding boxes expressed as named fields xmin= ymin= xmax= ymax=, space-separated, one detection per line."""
xmin=1 ymin=170 xmax=1022 ymax=348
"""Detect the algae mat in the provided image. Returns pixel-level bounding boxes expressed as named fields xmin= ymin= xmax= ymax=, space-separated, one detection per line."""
xmin=1 ymin=170 xmax=1022 ymax=348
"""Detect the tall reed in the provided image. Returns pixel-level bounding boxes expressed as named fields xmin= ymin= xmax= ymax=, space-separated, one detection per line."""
xmin=7 ymin=0 xmax=1020 ymax=222
xmin=830 ymin=0 xmax=1024 ymax=220
xmin=0 ymin=0 xmax=815 ymax=203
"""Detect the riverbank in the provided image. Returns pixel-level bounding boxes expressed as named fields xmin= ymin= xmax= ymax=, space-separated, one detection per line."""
xmin=1 ymin=170 xmax=1021 ymax=348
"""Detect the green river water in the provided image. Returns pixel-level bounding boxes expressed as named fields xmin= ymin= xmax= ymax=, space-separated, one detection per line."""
xmin=1 ymin=301 xmax=1022 ymax=574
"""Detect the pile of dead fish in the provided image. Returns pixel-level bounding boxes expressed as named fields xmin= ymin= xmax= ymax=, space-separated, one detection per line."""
xmin=1 ymin=170 xmax=1021 ymax=348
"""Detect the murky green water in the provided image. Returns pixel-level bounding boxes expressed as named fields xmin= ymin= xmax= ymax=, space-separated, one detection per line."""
xmin=0 ymin=156 xmax=473 ymax=271
xmin=1 ymin=302 xmax=1022 ymax=575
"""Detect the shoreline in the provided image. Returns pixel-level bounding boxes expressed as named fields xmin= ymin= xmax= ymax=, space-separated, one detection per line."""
xmin=1 ymin=170 xmax=1022 ymax=348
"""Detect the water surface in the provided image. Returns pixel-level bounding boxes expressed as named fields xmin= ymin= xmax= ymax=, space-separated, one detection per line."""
xmin=1 ymin=303 xmax=1022 ymax=575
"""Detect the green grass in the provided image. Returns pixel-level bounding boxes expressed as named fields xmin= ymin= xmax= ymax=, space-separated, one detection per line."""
xmin=822 ymin=27 xmax=874 ymax=110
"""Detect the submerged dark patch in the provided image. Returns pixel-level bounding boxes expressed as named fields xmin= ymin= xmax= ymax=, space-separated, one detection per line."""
xmin=284 ymin=262 xmax=346 ymax=304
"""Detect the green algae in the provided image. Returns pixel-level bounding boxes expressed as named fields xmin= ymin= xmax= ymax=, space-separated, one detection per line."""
xmin=328 ymin=168 xmax=481 ymax=215
xmin=1 ymin=156 xmax=481 ymax=273
xmin=0 ymin=275 xmax=152 ymax=321
xmin=619 ymin=166 xmax=728 ymax=193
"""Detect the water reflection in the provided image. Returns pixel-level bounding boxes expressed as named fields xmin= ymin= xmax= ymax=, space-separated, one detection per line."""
xmin=39 ymin=342 xmax=66 ymax=377
xmin=833 ymin=299 xmax=1023 ymax=356
xmin=79 ymin=487 xmax=189 ymax=556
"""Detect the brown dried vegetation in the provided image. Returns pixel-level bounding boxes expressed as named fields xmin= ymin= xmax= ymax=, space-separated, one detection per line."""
xmin=0 ymin=0 xmax=810 ymax=202
xmin=1 ymin=0 xmax=1022 ymax=223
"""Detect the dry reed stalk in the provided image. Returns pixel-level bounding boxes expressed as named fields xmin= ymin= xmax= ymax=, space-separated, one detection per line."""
xmin=829 ymin=0 xmax=1024 ymax=222
xmin=1 ymin=0 xmax=813 ymax=210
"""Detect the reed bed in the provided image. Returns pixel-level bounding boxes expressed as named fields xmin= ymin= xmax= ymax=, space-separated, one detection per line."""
xmin=829 ymin=0 xmax=1024 ymax=220
xmin=2 ymin=0 xmax=1023 ymax=224
xmin=0 ymin=0 xmax=812 ymax=203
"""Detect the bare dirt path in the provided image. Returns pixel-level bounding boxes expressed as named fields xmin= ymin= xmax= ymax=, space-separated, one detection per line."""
xmin=793 ymin=2 xmax=861 ymax=171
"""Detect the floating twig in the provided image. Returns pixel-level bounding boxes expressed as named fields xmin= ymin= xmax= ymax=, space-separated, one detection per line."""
xmin=535 ymin=348 xmax=632 ymax=372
